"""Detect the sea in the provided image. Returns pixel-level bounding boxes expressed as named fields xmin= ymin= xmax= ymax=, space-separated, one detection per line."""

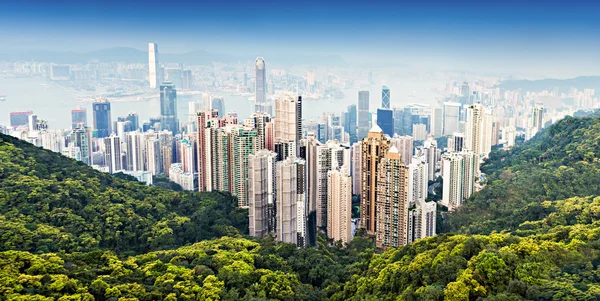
xmin=0 ymin=76 xmax=444 ymax=130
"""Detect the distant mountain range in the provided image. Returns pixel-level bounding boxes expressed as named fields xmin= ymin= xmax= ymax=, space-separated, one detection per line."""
xmin=0 ymin=47 xmax=346 ymax=66
xmin=497 ymin=76 xmax=600 ymax=93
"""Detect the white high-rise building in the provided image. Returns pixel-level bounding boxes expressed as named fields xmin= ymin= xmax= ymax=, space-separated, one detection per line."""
xmin=460 ymin=151 xmax=477 ymax=200
xmin=307 ymin=139 xmax=351 ymax=230
xmin=148 ymin=43 xmax=159 ymax=89
xmin=466 ymin=103 xmax=493 ymax=158
xmin=126 ymin=131 xmax=146 ymax=171
xmin=441 ymin=152 xmax=463 ymax=211
xmin=274 ymin=93 xmax=302 ymax=159
xmin=422 ymin=139 xmax=438 ymax=181
xmin=531 ymin=105 xmax=545 ymax=132
xmin=441 ymin=150 xmax=476 ymax=211
xmin=327 ymin=167 xmax=352 ymax=244
xmin=415 ymin=201 xmax=437 ymax=241
xmin=276 ymin=156 xmax=306 ymax=246
xmin=465 ymin=103 xmax=483 ymax=154
xmin=104 ymin=134 xmax=122 ymax=174
xmin=408 ymin=157 xmax=428 ymax=208
xmin=481 ymin=111 xmax=494 ymax=156
xmin=248 ymin=150 xmax=278 ymax=238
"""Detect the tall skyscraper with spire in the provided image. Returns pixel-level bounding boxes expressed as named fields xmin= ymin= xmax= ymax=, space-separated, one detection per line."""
xmin=148 ymin=43 xmax=159 ymax=89
xmin=382 ymin=86 xmax=390 ymax=109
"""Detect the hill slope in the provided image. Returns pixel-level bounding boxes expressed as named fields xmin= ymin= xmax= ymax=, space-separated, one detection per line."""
xmin=445 ymin=115 xmax=600 ymax=234
xmin=0 ymin=133 xmax=248 ymax=254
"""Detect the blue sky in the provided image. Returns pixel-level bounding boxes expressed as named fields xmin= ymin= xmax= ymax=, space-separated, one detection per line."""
xmin=1 ymin=0 xmax=599 ymax=75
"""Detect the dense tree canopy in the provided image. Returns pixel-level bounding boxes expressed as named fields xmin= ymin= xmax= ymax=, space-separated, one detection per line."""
xmin=0 ymin=134 xmax=248 ymax=254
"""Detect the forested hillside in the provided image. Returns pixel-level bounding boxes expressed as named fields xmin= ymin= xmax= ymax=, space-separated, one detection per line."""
xmin=444 ymin=115 xmax=600 ymax=234
xmin=2 ymin=115 xmax=600 ymax=300
xmin=0 ymin=134 xmax=248 ymax=254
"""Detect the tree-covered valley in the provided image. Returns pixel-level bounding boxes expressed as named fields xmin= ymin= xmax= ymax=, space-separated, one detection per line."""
xmin=2 ymin=115 xmax=600 ymax=300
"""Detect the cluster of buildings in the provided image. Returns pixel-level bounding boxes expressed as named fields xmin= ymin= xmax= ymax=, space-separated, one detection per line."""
xmin=4 ymin=42 xmax=600 ymax=251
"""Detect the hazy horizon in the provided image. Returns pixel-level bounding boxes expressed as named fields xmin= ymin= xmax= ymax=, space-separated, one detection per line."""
xmin=1 ymin=0 xmax=599 ymax=78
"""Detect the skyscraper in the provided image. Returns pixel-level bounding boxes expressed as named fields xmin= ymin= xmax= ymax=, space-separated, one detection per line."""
xmin=307 ymin=139 xmax=351 ymax=233
xmin=344 ymin=104 xmax=358 ymax=144
xmin=71 ymin=107 xmax=87 ymax=129
xmin=360 ymin=125 xmax=390 ymax=236
xmin=352 ymin=143 xmax=361 ymax=195
xmin=375 ymin=146 xmax=409 ymax=249
xmin=327 ymin=168 xmax=352 ymax=244
xmin=465 ymin=103 xmax=483 ymax=154
xmin=248 ymin=150 xmax=278 ymax=238
xmin=9 ymin=111 xmax=32 ymax=129
xmin=381 ymin=86 xmax=390 ymax=109
xmin=391 ymin=135 xmax=413 ymax=165
xmin=412 ymin=123 xmax=428 ymax=141
xmin=532 ymin=105 xmax=544 ymax=132
xmin=246 ymin=112 xmax=272 ymax=150
xmin=28 ymin=114 xmax=38 ymax=132
xmin=93 ymin=98 xmax=112 ymax=138
xmin=68 ymin=124 xmax=92 ymax=165
xmin=422 ymin=139 xmax=438 ymax=181
xmin=204 ymin=122 xmax=231 ymax=192
xmin=276 ymin=156 xmax=306 ymax=246
xmin=230 ymin=126 xmax=259 ymax=207
xmin=451 ymin=132 xmax=465 ymax=152
xmin=376 ymin=108 xmax=394 ymax=137
xmin=460 ymin=81 xmax=470 ymax=104
xmin=255 ymin=57 xmax=267 ymax=112
xmin=430 ymin=106 xmax=443 ymax=138
xmin=145 ymin=137 xmax=162 ymax=175
xmin=196 ymin=111 xmax=218 ymax=192
xmin=159 ymin=81 xmax=178 ymax=134
xmin=443 ymin=102 xmax=461 ymax=136
xmin=211 ymin=96 xmax=226 ymax=117
xmin=126 ymin=113 xmax=139 ymax=131
xmin=274 ymin=93 xmax=302 ymax=160
xmin=104 ymin=134 xmax=122 ymax=173
xmin=408 ymin=157 xmax=428 ymax=208
xmin=441 ymin=150 xmax=475 ymax=211
xmin=148 ymin=43 xmax=159 ymax=89
xmin=357 ymin=91 xmax=370 ymax=140
xmin=126 ymin=131 xmax=146 ymax=172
